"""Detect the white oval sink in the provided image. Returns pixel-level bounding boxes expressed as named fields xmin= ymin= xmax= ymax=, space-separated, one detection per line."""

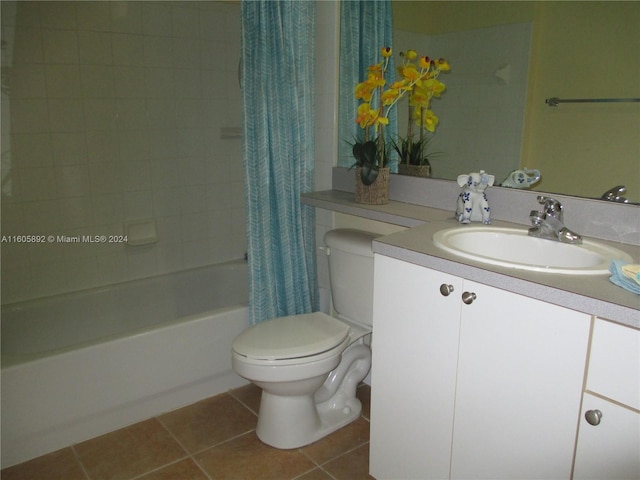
xmin=433 ymin=226 xmax=633 ymax=275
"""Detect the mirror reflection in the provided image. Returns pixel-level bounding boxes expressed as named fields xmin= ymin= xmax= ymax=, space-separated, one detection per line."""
xmin=342 ymin=1 xmax=640 ymax=203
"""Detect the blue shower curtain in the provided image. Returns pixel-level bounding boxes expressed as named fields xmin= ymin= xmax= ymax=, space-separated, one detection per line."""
xmin=338 ymin=0 xmax=396 ymax=169
xmin=241 ymin=1 xmax=318 ymax=325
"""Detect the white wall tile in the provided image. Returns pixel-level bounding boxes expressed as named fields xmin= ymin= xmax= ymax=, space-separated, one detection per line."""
xmin=142 ymin=2 xmax=172 ymax=37
xmin=12 ymin=133 xmax=53 ymax=167
xmin=47 ymin=99 xmax=85 ymax=132
xmin=3 ymin=1 xmax=243 ymax=303
xmin=55 ymin=165 xmax=90 ymax=198
xmin=142 ymin=35 xmax=173 ymax=67
xmin=110 ymin=2 xmax=143 ymax=35
xmin=76 ymin=2 xmax=111 ymax=32
xmin=111 ymin=33 xmax=144 ymax=66
xmin=78 ymin=31 xmax=113 ymax=65
xmin=42 ymin=29 xmax=79 ymax=64
xmin=8 ymin=64 xmax=46 ymax=98
xmin=11 ymin=99 xmax=49 ymax=133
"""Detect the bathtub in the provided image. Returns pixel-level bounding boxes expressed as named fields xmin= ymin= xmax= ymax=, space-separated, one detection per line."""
xmin=1 ymin=260 xmax=250 ymax=468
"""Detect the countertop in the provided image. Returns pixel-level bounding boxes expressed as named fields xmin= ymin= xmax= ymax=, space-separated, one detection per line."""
xmin=302 ymin=190 xmax=640 ymax=329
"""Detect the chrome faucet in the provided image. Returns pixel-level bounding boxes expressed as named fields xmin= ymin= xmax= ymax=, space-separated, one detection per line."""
xmin=529 ymin=196 xmax=583 ymax=244
xmin=600 ymin=185 xmax=629 ymax=203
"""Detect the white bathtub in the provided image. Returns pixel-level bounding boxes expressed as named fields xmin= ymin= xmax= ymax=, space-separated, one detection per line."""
xmin=1 ymin=260 xmax=250 ymax=468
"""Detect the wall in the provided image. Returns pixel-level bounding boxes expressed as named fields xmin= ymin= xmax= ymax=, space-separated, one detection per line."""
xmin=1 ymin=1 xmax=245 ymax=304
xmin=313 ymin=0 xmax=340 ymax=311
xmin=522 ymin=2 xmax=640 ymax=200
xmin=393 ymin=1 xmax=534 ymax=35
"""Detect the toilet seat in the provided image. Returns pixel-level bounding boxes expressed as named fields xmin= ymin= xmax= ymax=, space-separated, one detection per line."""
xmin=232 ymin=312 xmax=350 ymax=362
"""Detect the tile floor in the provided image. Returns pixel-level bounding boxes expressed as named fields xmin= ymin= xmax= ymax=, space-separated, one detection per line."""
xmin=1 ymin=384 xmax=374 ymax=480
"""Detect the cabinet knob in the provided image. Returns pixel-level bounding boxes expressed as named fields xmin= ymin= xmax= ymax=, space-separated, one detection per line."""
xmin=440 ymin=284 xmax=454 ymax=296
xmin=462 ymin=291 xmax=477 ymax=304
xmin=585 ymin=409 xmax=603 ymax=426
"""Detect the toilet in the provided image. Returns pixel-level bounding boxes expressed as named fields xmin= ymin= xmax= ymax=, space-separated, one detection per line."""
xmin=231 ymin=229 xmax=377 ymax=449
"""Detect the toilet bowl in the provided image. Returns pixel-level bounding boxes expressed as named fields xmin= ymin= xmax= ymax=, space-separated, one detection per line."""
xmin=231 ymin=229 xmax=377 ymax=449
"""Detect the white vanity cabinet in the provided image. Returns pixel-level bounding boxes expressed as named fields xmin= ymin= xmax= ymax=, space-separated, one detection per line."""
xmin=572 ymin=319 xmax=640 ymax=479
xmin=370 ymin=254 xmax=591 ymax=480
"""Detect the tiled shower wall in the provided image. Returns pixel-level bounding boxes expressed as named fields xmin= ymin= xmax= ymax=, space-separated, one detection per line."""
xmin=1 ymin=1 xmax=245 ymax=304
xmin=394 ymin=22 xmax=532 ymax=182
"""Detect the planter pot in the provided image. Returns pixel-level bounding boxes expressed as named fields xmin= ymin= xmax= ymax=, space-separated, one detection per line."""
xmin=355 ymin=167 xmax=389 ymax=205
xmin=398 ymin=164 xmax=431 ymax=178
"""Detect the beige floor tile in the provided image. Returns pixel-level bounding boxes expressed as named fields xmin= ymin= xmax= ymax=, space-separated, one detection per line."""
xmin=73 ymin=418 xmax=186 ymax=480
xmin=136 ymin=458 xmax=208 ymax=480
xmin=194 ymin=432 xmax=317 ymax=480
xmin=158 ymin=392 xmax=257 ymax=454
xmin=322 ymin=444 xmax=374 ymax=480
xmin=228 ymin=382 xmax=262 ymax=415
xmin=301 ymin=418 xmax=370 ymax=465
xmin=0 ymin=448 xmax=87 ymax=480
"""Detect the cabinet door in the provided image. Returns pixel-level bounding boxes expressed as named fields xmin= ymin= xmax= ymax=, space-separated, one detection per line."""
xmin=370 ymin=255 xmax=463 ymax=480
xmin=450 ymin=280 xmax=590 ymax=479
xmin=573 ymin=393 xmax=640 ymax=479
xmin=587 ymin=319 xmax=640 ymax=410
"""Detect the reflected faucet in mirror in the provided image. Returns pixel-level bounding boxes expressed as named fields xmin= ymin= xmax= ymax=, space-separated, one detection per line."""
xmin=601 ymin=185 xmax=630 ymax=204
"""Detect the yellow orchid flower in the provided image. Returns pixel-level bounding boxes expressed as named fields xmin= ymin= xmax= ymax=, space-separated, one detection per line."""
xmin=366 ymin=72 xmax=385 ymax=87
xmin=437 ymin=58 xmax=451 ymax=71
xmin=354 ymin=82 xmax=374 ymax=102
xmin=409 ymin=90 xmax=429 ymax=107
xmin=421 ymin=79 xmax=446 ymax=98
xmin=381 ymin=88 xmax=402 ymax=105
xmin=401 ymin=65 xmax=420 ymax=82
xmin=355 ymin=103 xmax=379 ymax=129
xmin=421 ymin=109 xmax=439 ymax=132
xmin=376 ymin=115 xmax=389 ymax=127
xmin=403 ymin=49 xmax=417 ymax=61
xmin=419 ymin=56 xmax=432 ymax=69
xmin=381 ymin=47 xmax=392 ymax=58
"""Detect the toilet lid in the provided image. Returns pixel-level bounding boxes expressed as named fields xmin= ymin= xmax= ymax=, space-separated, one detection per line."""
xmin=232 ymin=312 xmax=350 ymax=361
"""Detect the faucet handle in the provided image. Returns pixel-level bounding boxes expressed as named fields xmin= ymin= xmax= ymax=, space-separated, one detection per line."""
xmin=536 ymin=196 xmax=563 ymax=220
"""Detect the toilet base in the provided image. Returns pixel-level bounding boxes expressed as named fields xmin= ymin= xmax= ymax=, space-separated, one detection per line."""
xmin=256 ymin=390 xmax=363 ymax=449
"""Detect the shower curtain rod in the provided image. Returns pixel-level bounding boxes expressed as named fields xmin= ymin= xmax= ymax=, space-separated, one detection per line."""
xmin=545 ymin=97 xmax=640 ymax=106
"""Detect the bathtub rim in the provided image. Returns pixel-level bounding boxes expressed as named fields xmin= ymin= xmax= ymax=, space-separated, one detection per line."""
xmin=1 ymin=302 xmax=248 ymax=368
xmin=1 ymin=258 xmax=248 ymax=367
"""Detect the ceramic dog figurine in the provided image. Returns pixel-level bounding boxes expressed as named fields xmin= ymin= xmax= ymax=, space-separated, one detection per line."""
xmin=456 ymin=170 xmax=495 ymax=224
xmin=500 ymin=168 xmax=541 ymax=189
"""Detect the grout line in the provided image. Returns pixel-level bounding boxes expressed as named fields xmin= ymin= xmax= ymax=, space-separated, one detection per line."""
xmin=227 ymin=387 xmax=261 ymax=416
xmin=69 ymin=445 xmax=92 ymax=480
xmin=187 ymin=429 xmax=256 ymax=458
xmin=127 ymin=455 xmax=191 ymax=480
xmin=317 ymin=440 xmax=370 ymax=469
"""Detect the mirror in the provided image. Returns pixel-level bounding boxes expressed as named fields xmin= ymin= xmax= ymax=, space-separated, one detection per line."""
xmin=340 ymin=1 xmax=640 ymax=203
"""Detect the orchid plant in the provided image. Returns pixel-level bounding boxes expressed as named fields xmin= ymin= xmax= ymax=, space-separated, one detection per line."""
xmin=395 ymin=49 xmax=450 ymax=167
xmin=353 ymin=47 xmax=450 ymax=184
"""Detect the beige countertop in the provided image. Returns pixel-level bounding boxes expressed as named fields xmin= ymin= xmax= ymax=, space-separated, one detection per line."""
xmin=303 ymin=190 xmax=640 ymax=329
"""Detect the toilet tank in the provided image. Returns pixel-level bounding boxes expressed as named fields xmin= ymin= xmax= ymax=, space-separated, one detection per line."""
xmin=324 ymin=229 xmax=378 ymax=327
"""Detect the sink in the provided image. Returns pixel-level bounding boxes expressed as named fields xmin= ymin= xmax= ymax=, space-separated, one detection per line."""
xmin=433 ymin=226 xmax=633 ymax=275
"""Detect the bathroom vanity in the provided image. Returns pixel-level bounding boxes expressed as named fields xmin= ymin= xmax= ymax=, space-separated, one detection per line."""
xmin=302 ymin=175 xmax=639 ymax=480
xmin=370 ymin=252 xmax=638 ymax=479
